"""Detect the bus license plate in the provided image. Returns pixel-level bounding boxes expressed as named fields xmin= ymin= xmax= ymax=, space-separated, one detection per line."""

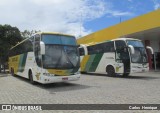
xmin=62 ymin=77 xmax=68 ymax=80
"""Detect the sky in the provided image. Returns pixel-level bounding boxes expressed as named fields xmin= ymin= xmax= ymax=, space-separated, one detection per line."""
xmin=0 ymin=0 xmax=160 ymax=38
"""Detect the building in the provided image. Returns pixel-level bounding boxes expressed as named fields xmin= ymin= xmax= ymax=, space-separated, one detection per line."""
xmin=77 ymin=9 xmax=160 ymax=70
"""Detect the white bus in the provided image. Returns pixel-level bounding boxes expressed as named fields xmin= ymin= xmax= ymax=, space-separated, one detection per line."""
xmin=9 ymin=32 xmax=80 ymax=84
xmin=79 ymin=38 xmax=153 ymax=77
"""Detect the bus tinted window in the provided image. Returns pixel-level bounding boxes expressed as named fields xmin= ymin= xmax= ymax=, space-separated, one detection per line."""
xmin=103 ymin=41 xmax=114 ymax=52
xmin=87 ymin=45 xmax=95 ymax=55
xmin=79 ymin=48 xmax=85 ymax=56
xmin=23 ymin=39 xmax=33 ymax=53
xmin=35 ymin=34 xmax=40 ymax=41
xmin=87 ymin=41 xmax=114 ymax=55
xmin=115 ymin=40 xmax=126 ymax=49
xmin=88 ymin=45 xmax=102 ymax=55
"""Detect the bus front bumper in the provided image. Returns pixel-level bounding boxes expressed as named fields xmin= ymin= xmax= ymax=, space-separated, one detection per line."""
xmin=40 ymin=74 xmax=81 ymax=84
xmin=130 ymin=67 xmax=149 ymax=73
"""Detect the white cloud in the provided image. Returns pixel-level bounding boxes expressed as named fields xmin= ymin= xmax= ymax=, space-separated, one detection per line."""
xmin=154 ymin=3 xmax=160 ymax=9
xmin=152 ymin=0 xmax=160 ymax=10
xmin=0 ymin=0 xmax=133 ymax=38
xmin=107 ymin=10 xmax=133 ymax=17
xmin=0 ymin=0 xmax=108 ymax=37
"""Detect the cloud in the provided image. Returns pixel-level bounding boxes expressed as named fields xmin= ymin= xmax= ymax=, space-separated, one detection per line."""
xmin=107 ymin=10 xmax=133 ymax=17
xmin=0 ymin=0 xmax=108 ymax=37
xmin=0 ymin=0 xmax=133 ymax=38
xmin=151 ymin=0 xmax=160 ymax=10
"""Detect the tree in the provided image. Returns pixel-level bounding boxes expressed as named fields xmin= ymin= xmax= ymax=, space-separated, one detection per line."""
xmin=0 ymin=24 xmax=22 ymax=73
xmin=21 ymin=30 xmax=41 ymax=39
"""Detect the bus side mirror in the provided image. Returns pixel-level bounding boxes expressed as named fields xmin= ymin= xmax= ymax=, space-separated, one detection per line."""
xmin=146 ymin=46 xmax=153 ymax=54
xmin=128 ymin=45 xmax=135 ymax=54
xmin=40 ymin=41 xmax=45 ymax=55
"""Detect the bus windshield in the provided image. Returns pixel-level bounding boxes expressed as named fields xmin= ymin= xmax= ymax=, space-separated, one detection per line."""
xmin=42 ymin=34 xmax=80 ymax=69
xmin=127 ymin=40 xmax=148 ymax=63
xmin=42 ymin=34 xmax=77 ymax=45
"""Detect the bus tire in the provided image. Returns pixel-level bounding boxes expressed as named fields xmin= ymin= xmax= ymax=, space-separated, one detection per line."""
xmin=106 ymin=66 xmax=116 ymax=77
xmin=29 ymin=70 xmax=35 ymax=84
xmin=123 ymin=73 xmax=129 ymax=77
xmin=11 ymin=68 xmax=15 ymax=76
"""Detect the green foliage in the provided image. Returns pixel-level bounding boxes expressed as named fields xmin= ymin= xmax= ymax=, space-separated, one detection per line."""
xmin=0 ymin=24 xmax=22 ymax=64
xmin=21 ymin=30 xmax=41 ymax=39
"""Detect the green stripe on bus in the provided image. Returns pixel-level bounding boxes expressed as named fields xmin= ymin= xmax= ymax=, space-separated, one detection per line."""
xmin=18 ymin=53 xmax=27 ymax=72
xmin=89 ymin=53 xmax=103 ymax=72
xmin=84 ymin=55 xmax=96 ymax=72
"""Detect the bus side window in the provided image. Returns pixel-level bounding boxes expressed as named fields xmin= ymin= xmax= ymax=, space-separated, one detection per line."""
xmin=23 ymin=39 xmax=33 ymax=53
xmin=79 ymin=48 xmax=85 ymax=56
xmin=88 ymin=44 xmax=102 ymax=55
xmin=115 ymin=40 xmax=126 ymax=50
xmin=35 ymin=34 xmax=41 ymax=42
xmin=95 ymin=44 xmax=103 ymax=53
xmin=103 ymin=41 xmax=114 ymax=52
xmin=87 ymin=46 xmax=94 ymax=55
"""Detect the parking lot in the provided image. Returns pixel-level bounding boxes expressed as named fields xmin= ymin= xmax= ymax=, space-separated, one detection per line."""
xmin=0 ymin=71 xmax=160 ymax=112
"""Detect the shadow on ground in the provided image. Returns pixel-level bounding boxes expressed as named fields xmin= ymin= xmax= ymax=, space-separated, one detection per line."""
xmin=12 ymin=74 xmax=91 ymax=93
xmin=39 ymin=82 xmax=91 ymax=94
xmin=0 ymin=73 xmax=10 ymax=77
xmin=82 ymin=72 xmax=160 ymax=80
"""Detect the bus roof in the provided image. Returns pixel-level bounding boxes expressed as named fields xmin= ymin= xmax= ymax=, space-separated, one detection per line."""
xmin=79 ymin=38 xmax=142 ymax=47
xmin=34 ymin=32 xmax=75 ymax=37
xmin=10 ymin=32 xmax=75 ymax=50
xmin=112 ymin=38 xmax=141 ymax=41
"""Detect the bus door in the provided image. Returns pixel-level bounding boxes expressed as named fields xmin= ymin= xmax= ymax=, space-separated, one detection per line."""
xmin=115 ymin=40 xmax=130 ymax=74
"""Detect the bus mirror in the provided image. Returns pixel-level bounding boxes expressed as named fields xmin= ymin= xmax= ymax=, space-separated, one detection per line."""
xmin=128 ymin=45 xmax=135 ymax=54
xmin=146 ymin=46 xmax=153 ymax=54
xmin=40 ymin=41 xmax=45 ymax=55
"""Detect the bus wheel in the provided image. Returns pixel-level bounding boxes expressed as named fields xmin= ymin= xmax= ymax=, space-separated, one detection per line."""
xmin=11 ymin=68 xmax=15 ymax=76
xmin=29 ymin=71 xmax=35 ymax=84
xmin=123 ymin=73 xmax=129 ymax=77
xmin=106 ymin=66 xmax=115 ymax=77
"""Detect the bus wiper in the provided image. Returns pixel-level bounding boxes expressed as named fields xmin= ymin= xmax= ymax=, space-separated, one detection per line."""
xmin=63 ymin=47 xmax=76 ymax=68
xmin=55 ymin=46 xmax=63 ymax=69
